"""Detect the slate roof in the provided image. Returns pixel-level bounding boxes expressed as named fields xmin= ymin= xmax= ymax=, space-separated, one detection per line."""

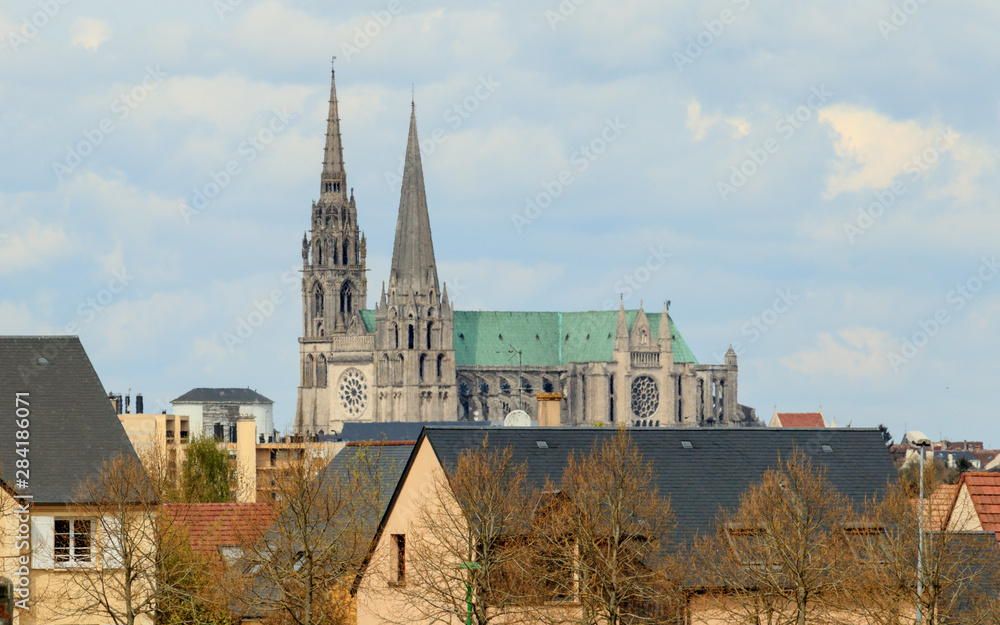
xmin=415 ymin=426 xmax=896 ymax=541
xmin=0 ymin=336 xmax=142 ymax=504
xmin=337 ymin=420 xmax=498 ymax=443
xmin=360 ymin=310 xmax=698 ymax=366
xmin=773 ymin=412 xmax=826 ymax=428
xmin=319 ymin=441 xmax=414 ymax=528
xmin=163 ymin=503 xmax=275 ymax=560
xmin=172 ymin=388 xmax=274 ymax=404
xmin=958 ymin=472 xmax=1000 ymax=541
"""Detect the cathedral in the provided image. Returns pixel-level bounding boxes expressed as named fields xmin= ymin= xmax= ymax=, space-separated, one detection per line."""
xmin=295 ymin=68 xmax=753 ymax=433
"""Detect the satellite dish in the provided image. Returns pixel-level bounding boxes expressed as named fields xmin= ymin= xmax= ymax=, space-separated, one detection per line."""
xmin=503 ymin=410 xmax=531 ymax=427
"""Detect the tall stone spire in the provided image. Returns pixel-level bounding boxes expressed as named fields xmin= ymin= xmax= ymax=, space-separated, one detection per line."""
xmin=321 ymin=59 xmax=347 ymax=199
xmin=389 ymin=103 xmax=439 ymax=296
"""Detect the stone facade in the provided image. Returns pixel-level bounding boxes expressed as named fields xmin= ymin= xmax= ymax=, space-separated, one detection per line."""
xmin=294 ymin=69 xmax=752 ymax=433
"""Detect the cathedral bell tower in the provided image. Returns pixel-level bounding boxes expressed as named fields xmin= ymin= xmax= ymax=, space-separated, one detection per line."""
xmin=373 ymin=102 xmax=457 ymax=422
xmin=296 ymin=63 xmax=369 ymax=434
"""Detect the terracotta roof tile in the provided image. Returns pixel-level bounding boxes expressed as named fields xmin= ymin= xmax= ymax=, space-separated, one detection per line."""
xmin=958 ymin=473 xmax=1000 ymax=541
xmin=775 ymin=413 xmax=826 ymax=428
xmin=164 ymin=503 xmax=275 ymax=560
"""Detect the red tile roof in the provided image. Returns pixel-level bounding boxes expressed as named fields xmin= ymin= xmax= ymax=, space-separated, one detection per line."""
xmin=959 ymin=472 xmax=1000 ymax=542
xmin=163 ymin=503 xmax=275 ymax=560
xmin=775 ymin=412 xmax=825 ymax=428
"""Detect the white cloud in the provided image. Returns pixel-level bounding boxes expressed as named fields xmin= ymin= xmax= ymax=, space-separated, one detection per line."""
xmin=819 ymin=105 xmax=959 ymax=198
xmin=685 ymin=100 xmax=750 ymax=141
xmin=71 ymin=17 xmax=112 ymax=51
xmin=781 ymin=327 xmax=894 ymax=381
xmin=0 ymin=301 xmax=40 ymax=333
xmin=0 ymin=222 xmax=73 ymax=276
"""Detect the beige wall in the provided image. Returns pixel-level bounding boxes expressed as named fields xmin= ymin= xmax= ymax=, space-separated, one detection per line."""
xmin=947 ymin=483 xmax=984 ymax=532
xmin=0 ymin=496 xmax=153 ymax=625
xmin=357 ymin=437 xmax=436 ymax=625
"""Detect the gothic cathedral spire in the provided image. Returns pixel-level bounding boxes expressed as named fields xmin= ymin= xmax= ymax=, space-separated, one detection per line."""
xmin=321 ymin=61 xmax=347 ymax=200
xmin=389 ymin=103 xmax=440 ymax=297
xmin=296 ymin=65 xmax=369 ymax=434
xmin=374 ymin=100 xmax=456 ymax=423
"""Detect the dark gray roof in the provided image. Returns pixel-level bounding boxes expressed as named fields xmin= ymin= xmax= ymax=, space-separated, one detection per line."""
xmin=0 ymin=336 xmax=141 ymax=504
xmin=337 ymin=420 xmax=498 ymax=443
xmin=418 ymin=426 xmax=897 ymax=540
xmin=171 ymin=387 xmax=274 ymax=404
xmin=321 ymin=442 xmax=414 ymax=525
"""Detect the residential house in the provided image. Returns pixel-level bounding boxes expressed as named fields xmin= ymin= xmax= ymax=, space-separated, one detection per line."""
xmin=0 ymin=336 xmax=148 ymax=625
xmin=354 ymin=426 xmax=897 ymax=625
xmin=946 ymin=472 xmax=1000 ymax=543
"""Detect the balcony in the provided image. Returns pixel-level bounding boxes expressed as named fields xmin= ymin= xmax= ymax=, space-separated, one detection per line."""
xmin=631 ymin=351 xmax=660 ymax=368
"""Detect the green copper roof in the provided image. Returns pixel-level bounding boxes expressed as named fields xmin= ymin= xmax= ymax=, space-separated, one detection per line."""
xmin=359 ymin=310 xmax=698 ymax=366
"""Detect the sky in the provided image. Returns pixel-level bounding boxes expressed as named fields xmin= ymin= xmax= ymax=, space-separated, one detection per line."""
xmin=1 ymin=0 xmax=998 ymax=445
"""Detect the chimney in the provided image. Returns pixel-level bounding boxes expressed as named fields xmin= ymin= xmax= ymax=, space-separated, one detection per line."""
xmin=536 ymin=393 xmax=563 ymax=427
xmin=108 ymin=392 xmax=118 ymax=413
xmin=136 ymin=393 xmax=144 ymax=414
xmin=236 ymin=417 xmax=257 ymax=503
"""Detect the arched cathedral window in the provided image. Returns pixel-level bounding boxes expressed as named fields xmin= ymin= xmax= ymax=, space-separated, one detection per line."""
xmin=340 ymin=282 xmax=353 ymax=314
xmin=313 ymin=284 xmax=324 ymax=316
xmin=316 ymin=354 xmax=327 ymax=387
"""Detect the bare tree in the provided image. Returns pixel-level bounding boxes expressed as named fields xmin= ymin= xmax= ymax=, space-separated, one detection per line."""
xmin=395 ymin=438 xmax=538 ymax=625
xmin=61 ymin=453 xmax=201 ymax=625
xmin=240 ymin=444 xmax=391 ymax=625
xmin=849 ymin=481 xmax=1000 ymax=625
xmin=691 ymin=451 xmax=857 ymax=625
xmin=541 ymin=429 xmax=680 ymax=625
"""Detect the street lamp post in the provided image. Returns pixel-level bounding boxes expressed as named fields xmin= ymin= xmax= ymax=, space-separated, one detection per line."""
xmin=906 ymin=430 xmax=932 ymax=625
xmin=459 ymin=561 xmax=481 ymax=625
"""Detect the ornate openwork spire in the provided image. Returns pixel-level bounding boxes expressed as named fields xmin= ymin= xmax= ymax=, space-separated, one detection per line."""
xmin=320 ymin=58 xmax=347 ymax=199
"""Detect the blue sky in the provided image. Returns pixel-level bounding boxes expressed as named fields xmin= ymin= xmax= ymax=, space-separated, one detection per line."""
xmin=2 ymin=0 xmax=997 ymax=444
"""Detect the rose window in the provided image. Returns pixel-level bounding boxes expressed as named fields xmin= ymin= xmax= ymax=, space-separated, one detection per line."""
xmin=338 ymin=368 xmax=369 ymax=416
xmin=630 ymin=376 xmax=659 ymax=420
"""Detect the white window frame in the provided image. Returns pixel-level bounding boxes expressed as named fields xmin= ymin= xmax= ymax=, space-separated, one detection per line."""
xmin=53 ymin=517 xmax=94 ymax=568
